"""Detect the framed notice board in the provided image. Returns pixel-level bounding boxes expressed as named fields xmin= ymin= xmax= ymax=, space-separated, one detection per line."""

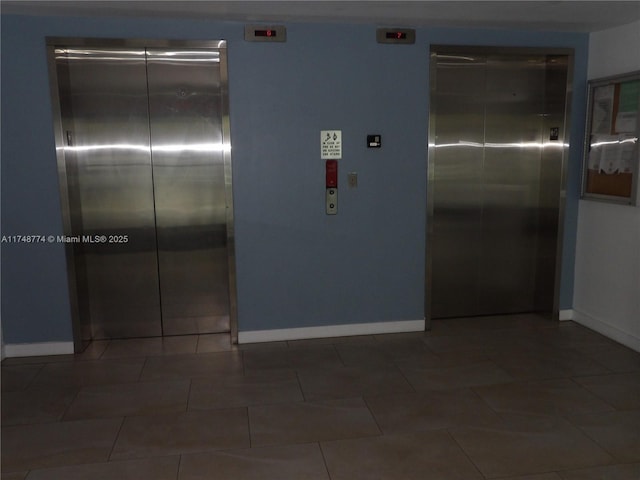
xmin=582 ymin=71 xmax=640 ymax=205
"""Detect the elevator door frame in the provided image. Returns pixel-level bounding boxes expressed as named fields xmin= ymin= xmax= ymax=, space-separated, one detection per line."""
xmin=425 ymin=45 xmax=574 ymax=327
xmin=46 ymin=37 xmax=239 ymax=350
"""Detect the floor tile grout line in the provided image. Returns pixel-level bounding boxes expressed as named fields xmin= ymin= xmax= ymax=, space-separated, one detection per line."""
xmin=106 ymin=416 xmax=127 ymax=462
xmin=295 ymin=370 xmax=308 ymax=402
xmin=317 ymin=441 xmax=334 ymax=480
xmin=391 ymin=356 xmax=419 ymax=394
xmin=420 ymin=337 xmax=441 ymax=356
xmin=571 ymin=370 xmax=639 ymax=380
xmin=443 ymin=427 xmax=489 ymax=480
xmin=331 ymin=344 xmax=342 ymax=369
xmin=566 ymin=376 xmax=622 ymax=412
xmin=335 ymin=343 xmax=347 ymax=368
xmin=566 ymin=345 xmax=616 ymax=375
xmin=57 ymin=379 xmax=84 ymax=423
xmin=361 ymin=395 xmax=385 ymax=437
xmin=468 ymin=384 xmax=506 ymax=418
xmin=561 ymin=413 xmax=627 ymax=464
xmin=185 ymin=378 xmax=194 ymax=413
xmin=176 ymin=454 xmax=183 ymax=480
xmin=194 ymin=334 xmax=202 ymax=354
xmin=468 ymin=376 xmax=623 ymax=420
xmin=137 ymin=355 xmax=150 ymax=382
xmin=23 ymin=363 xmax=46 ymax=391
xmin=334 ymin=344 xmax=347 ymax=368
xmin=245 ymin=406 xmax=253 ymax=449
xmin=96 ymin=339 xmax=112 ymax=360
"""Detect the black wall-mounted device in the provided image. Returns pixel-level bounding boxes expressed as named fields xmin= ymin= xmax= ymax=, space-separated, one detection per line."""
xmin=367 ymin=135 xmax=382 ymax=148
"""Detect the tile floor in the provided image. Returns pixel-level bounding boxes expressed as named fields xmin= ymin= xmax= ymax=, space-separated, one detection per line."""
xmin=2 ymin=314 xmax=639 ymax=479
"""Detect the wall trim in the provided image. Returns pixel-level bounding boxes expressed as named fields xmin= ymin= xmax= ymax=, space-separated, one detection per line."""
xmin=559 ymin=309 xmax=574 ymax=321
xmin=572 ymin=309 xmax=640 ymax=353
xmin=4 ymin=341 xmax=74 ymax=358
xmin=238 ymin=319 xmax=426 ymax=344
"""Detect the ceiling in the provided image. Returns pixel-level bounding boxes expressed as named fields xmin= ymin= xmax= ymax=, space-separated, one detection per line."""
xmin=2 ymin=1 xmax=640 ymax=33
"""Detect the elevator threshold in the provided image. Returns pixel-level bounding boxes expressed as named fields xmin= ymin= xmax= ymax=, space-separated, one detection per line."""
xmin=79 ymin=332 xmax=234 ymax=357
xmin=430 ymin=312 xmax=557 ymax=330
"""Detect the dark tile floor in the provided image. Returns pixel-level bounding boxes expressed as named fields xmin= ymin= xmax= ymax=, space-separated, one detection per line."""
xmin=2 ymin=314 xmax=639 ymax=479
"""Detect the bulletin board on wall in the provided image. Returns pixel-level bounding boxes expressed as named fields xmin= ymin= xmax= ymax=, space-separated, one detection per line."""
xmin=582 ymin=71 xmax=640 ymax=205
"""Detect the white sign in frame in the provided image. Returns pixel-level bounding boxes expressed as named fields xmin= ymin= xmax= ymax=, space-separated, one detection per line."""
xmin=321 ymin=130 xmax=342 ymax=159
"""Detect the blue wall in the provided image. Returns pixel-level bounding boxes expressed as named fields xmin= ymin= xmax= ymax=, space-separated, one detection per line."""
xmin=0 ymin=14 xmax=588 ymax=343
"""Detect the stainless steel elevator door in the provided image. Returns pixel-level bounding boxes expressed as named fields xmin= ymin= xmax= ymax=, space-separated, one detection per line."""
xmin=146 ymin=49 xmax=230 ymax=335
xmin=55 ymin=43 xmax=231 ymax=340
xmin=61 ymin=47 xmax=163 ymax=338
xmin=430 ymin=55 xmax=486 ymax=318
xmin=429 ymin=50 xmax=568 ymax=319
xmin=480 ymin=56 xmax=546 ymax=314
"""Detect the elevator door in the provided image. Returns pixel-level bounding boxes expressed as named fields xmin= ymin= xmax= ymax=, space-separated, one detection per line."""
xmin=146 ymin=48 xmax=230 ymax=336
xmin=428 ymin=50 xmax=569 ymax=319
xmin=53 ymin=42 xmax=233 ymax=340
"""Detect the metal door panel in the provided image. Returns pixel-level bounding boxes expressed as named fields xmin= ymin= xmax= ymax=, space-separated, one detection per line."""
xmin=62 ymin=47 xmax=162 ymax=338
xmin=431 ymin=95 xmax=484 ymax=317
xmin=479 ymin=56 xmax=544 ymax=314
xmin=534 ymin=56 xmax=570 ymax=313
xmin=145 ymin=48 xmax=230 ymax=336
xmin=430 ymin=57 xmax=486 ymax=317
xmin=433 ymin=54 xmax=487 ymax=95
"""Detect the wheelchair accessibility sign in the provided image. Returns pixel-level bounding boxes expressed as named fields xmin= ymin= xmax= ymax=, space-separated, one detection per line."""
xmin=321 ymin=130 xmax=342 ymax=159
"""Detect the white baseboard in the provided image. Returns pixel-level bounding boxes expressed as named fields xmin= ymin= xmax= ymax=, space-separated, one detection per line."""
xmin=238 ymin=319 xmax=426 ymax=344
xmin=4 ymin=341 xmax=74 ymax=358
xmin=572 ymin=309 xmax=640 ymax=353
xmin=559 ymin=309 xmax=574 ymax=321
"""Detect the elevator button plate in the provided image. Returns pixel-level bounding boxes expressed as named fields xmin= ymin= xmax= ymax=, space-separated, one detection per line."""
xmin=326 ymin=188 xmax=338 ymax=215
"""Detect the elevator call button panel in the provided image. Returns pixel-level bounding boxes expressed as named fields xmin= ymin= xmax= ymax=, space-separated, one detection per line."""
xmin=326 ymin=160 xmax=338 ymax=188
xmin=326 ymin=160 xmax=338 ymax=215
xmin=326 ymin=188 xmax=338 ymax=215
